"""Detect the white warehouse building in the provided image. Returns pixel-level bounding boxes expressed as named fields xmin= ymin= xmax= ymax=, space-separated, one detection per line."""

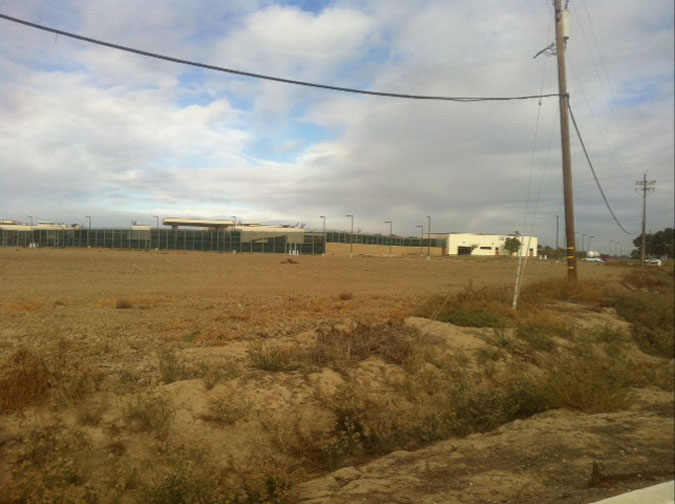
xmin=432 ymin=232 xmax=538 ymax=257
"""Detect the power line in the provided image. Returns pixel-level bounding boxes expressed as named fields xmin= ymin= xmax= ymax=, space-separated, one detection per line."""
xmin=0 ymin=12 xmax=560 ymax=103
xmin=568 ymin=103 xmax=633 ymax=234
xmin=570 ymin=2 xmax=641 ymax=174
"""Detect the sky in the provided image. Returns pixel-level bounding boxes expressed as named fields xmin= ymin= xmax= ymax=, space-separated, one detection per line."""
xmin=0 ymin=0 xmax=673 ymax=252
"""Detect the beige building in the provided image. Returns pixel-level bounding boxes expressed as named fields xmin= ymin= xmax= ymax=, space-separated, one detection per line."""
xmin=437 ymin=232 xmax=537 ymax=257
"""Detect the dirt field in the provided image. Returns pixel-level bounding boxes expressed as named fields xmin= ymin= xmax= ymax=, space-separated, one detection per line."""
xmin=0 ymin=248 xmax=672 ymax=503
xmin=0 ymin=247 xmax=625 ymax=299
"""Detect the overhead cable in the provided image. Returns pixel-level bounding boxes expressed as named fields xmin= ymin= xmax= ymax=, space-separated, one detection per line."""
xmin=568 ymin=103 xmax=633 ymax=234
xmin=0 ymin=13 xmax=560 ymax=103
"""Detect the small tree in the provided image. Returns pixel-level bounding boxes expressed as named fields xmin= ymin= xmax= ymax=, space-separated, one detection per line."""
xmin=504 ymin=237 xmax=521 ymax=256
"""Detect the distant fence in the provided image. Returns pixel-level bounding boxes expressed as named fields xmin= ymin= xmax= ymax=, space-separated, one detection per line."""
xmin=325 ymin=231 xmax=445 ymax=249
xmin=0 ymin=228 xmax=326 ymax=255
xmin=0 ymin=228 xmax=449 ymax=255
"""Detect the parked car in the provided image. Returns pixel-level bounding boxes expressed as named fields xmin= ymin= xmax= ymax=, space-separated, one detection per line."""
xmin=582 ymin=257 xmax=604 ymax=263
xmin=645 ymin=257 xmax=663 ymax=266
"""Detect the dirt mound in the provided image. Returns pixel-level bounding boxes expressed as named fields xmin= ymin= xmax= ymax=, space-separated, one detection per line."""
xmin=297 ymin=389 xmax=674 ymax=504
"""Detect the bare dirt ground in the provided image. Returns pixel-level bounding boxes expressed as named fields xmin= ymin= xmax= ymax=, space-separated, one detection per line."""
xmin=0 ymin=248 xmax=672 ymax=503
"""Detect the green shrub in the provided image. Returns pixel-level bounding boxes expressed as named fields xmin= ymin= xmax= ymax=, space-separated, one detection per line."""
xmin=448 ymin=374 xmax=548 ymax=435
xmin=515 ymin=324 xmax=556 ymax=351
xmin=418 ymin=287 xmax=512 ymax=328
xmin=438 ymin=308 xmax=507 ymax=328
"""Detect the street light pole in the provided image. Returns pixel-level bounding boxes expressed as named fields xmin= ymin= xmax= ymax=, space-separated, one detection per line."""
xmin=345 ymin=215 xmax=353 ymax=255
xmin=153 ymin=216 xmax=160 ymax=250
xmin=85 ymin=216 xmax=91 ymax=248
xmin=231 ymin=216 xmax=237 ymax=253
xmin=426 ymin=215 xmax=431 ymax=258
xmin=417 ymin=225 xmax=424 ymax=256
xmin=320 ymin=216 xmax=326 ymax=256
xmin=555 ymin=215 xmax=560 ymax=260
xmin=588 ymin=235 xmax=594 ymax=253
xmin=581 ymin=234 xmax=587 ymax=254
xmin=384 ymin=221 xmax=392 ymax=257
xmin=26 ymin=215 xmax=33 ymax=248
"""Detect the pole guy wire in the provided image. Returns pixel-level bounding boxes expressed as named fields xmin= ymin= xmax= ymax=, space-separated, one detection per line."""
xmin=568 ymin=103 xmax=633 ymax=234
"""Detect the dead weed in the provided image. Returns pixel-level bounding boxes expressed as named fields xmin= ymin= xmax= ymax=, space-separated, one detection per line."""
xmin=0 ymin=348 xmax=50 ymax=411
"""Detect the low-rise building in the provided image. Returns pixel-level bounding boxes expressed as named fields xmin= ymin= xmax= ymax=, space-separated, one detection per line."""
xmin=433 ymin=232 xmax=538 ymax=257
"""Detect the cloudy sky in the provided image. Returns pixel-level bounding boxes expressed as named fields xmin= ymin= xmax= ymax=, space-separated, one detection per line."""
xmin=1 ymin=0 xmax=672 ymax=251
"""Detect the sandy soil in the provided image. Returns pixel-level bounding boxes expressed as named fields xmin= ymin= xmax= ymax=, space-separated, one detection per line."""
xmin=0 ymin=248 xmax=671 ymax=503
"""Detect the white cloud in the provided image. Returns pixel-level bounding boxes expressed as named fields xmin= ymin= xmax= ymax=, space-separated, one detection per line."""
xmin=0 ymin=0 xmax=672 ymax=250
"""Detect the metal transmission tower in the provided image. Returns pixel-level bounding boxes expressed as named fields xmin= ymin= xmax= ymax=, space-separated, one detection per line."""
xmin=635 ymin=173 xmax=655 ymax=265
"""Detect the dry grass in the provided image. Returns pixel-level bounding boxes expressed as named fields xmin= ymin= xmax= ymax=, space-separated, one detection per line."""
xmin=115 ymin=298 xmax=133 ymax=309
xmin=613 ymin=268 xmax=674 ymax=357
xmin=5 ymin=424 xmax=95 ymax=502
xmin=540 ymin=351 xmax=633 ymax=413
xmin=418 ymin=272 xmax=674 ymax=360
xmin=418 ymin=286 xmax=513 ymax=328
xmin=248 ymin=341 xmax=301 ymax=372
xmin=621 ymin=267 xmax=674 ymax=293
xmin=308 ymin=364 xmax=552 ymax=469
xmin=123 ymin=393 xmax=174 ymax=440
xmin=204 ymin=390 xmax=251 ymax=425
xmin=307 ymin=320 xmax=415 ymax=369
xmin=139 ymin=446 xmax=296 ymax=504
xmin=1 ymin=254 xmax=671 ymax=502
xmin=0 ymin=348 xmax=50 ymax=411
xmin=158 ymin=350 xmax=189 ymax=383
xmin=2 ymin=298 xmax=45 ymax=312
xmin=519 ymin=277 xmax=609 ymax=307
xmin=201 ymin=361 xmax=243 ymax=390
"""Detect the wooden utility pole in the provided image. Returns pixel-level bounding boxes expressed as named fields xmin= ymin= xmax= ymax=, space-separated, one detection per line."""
xmin=635 ymin=173 xmax=655 ymax=265
xmin=554 ymin=0 xmax=577 ymax=280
